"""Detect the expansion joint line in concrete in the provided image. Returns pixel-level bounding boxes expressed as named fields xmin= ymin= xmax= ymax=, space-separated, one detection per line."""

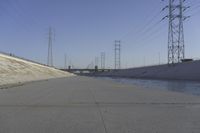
xmin=88 ymin=88 xmax=108 ymax=133
xmin=0 ymin=103 xmax=200 ymax=108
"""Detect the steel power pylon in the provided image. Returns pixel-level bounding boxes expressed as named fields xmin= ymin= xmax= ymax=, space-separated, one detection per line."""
xmin=47 ymin=27 xmax=54 ymax=66
xmin=163 ymin=0 xmax=189 ymax=64
xmin=64 ymin=54 xmax=67 ymax=69
xmin=114 ymin=40 xmax=121 ymax=69
xmin=101 ymin=52 xmax=106 ymax=69
xmin=95 ymin=57 xmax=99 ymax=67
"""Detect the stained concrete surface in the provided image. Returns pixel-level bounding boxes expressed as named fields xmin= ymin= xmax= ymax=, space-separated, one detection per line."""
xmin=0 ymin=53 xmax=73 ymax=86
xmin=0 ymin=76 xmax=200 ymax=133
xmin=95 ymin=60 xmax=200 ymax=81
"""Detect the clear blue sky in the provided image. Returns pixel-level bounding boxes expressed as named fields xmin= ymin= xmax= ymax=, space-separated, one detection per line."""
xmin=0 ymin=0 xmax=200 ymax=68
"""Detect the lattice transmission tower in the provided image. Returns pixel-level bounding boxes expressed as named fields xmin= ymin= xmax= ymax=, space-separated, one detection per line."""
xmin=64 ymin=54 xmax=67 ymax=69
xmin=95 ymin=57 xmax=99 ymax=67
xmin=47 ymin=27 xmax=54 ymax=67
xmin=114 ymin=40 xmax=121 ymax=69
xmin=163 ymin=0 xmax=189 ymax=64
xmin=101 ymin=52 xmax=106 ymax=69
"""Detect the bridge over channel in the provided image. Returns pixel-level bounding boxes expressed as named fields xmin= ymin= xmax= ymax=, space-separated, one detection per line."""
xmin=60 ymin=68 xmax=113 ymax=74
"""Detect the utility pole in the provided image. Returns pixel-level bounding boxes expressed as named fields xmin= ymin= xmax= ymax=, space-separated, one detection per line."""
xmin=47 ymin=27 xmax=54 ymax=67
xmin=114 ymin=40 xmax=121 ymax=69
xmin=162 ymin=0 xmax=189 ymax=64
xmin=101 ymin=52 xmax=106 ymax=69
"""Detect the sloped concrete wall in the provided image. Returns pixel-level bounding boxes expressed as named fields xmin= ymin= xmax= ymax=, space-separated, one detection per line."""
xmin=97 ymin=61 xmax=200 ymax=81
xmin=0 ymin=53 xmax=74 ymax=86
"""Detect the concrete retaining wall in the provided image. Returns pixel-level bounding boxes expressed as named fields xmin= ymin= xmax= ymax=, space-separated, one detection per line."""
xmin=0 ymin=53 xmax=74 ymax=86
xmin=96 ymin=60 xmax=200 ymax=81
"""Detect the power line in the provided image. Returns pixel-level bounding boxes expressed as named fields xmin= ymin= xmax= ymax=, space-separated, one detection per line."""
xmin=119 ymin=6 xmax=167 ymax=51
xmin=120 ymin=11 xmax=162 ymax=40
xmin=179 ymin=0 xmax=200 ymax=17
xmin=14 ymin=0 xmax=42 ymax=27
xmin=187 ymin=4 xmax=200 ymax=16
xmin=6 ymin=0 xmax=35 ymax=31
xmin=122 ymin=18 xmax=167 ymax=50
xmin=190 ymin=9 xmax=200 ymax=16
xmin=185 ymin=0 xmax=200 ymax=7
xmin=0 ymin=1 xmax=30 ymax=32
xmin=120 ymin=1 xmax=163 ymax=41
xmin=0 ymin=0 xmax=42 ymax=33
xmin=133 ymin=19 xmax=165 ymax=44
xmin=132 ymin=22 xmax=168 ymax=48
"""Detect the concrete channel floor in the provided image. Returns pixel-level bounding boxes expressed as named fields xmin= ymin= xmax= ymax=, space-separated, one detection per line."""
xmin=0 ymin=76 xmax=200 ymax=133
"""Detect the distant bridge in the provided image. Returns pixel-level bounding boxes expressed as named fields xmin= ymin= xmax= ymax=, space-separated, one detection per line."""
xmin=61 ymin=68 xmax=114 ymax=74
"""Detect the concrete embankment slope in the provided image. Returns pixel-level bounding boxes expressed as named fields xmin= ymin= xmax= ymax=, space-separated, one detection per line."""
xmin=0 ymin=53 xmax=74 ymax=86
xmin=97 ymin=60 xmax=200 ymax=81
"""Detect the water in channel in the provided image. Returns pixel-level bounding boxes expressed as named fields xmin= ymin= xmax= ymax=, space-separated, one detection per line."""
xmin=97 ymin=77 xmax=200 ymax=96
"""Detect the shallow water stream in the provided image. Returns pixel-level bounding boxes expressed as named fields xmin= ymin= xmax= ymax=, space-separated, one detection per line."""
xmin=97 ymin=77 xmax=200 ymax=96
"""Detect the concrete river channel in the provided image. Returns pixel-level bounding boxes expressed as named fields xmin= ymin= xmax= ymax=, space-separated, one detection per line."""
xmin=97 ymin=77 xmax=200 ymax=96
